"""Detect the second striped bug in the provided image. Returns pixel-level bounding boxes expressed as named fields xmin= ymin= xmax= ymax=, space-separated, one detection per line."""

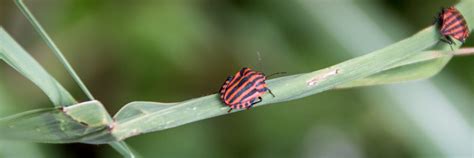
xmin=436 ymin=6 xmax=470 ymax=44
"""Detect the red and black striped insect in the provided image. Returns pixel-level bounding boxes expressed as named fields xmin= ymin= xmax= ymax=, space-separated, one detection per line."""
xmin=436 ymin=7 xmax=470 ymax=44
xmin=219 ymin=67 xmax=282 ymax=113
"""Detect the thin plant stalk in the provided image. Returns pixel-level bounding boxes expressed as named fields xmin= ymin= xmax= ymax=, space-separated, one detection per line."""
xmin=14 ymin=0 xmax=95 ymax=101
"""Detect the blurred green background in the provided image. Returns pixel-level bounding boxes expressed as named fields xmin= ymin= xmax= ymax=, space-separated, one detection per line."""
xmin=0 ymin=0 xmax=473 ymax=158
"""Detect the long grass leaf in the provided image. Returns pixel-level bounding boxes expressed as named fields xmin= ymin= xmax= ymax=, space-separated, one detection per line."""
xmin=0 ymin=27 xmax=75 ymax=107
xmin=109 ymin=26 xmax=442 ymax=141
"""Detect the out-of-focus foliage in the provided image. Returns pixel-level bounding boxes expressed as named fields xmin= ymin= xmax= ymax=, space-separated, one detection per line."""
xmin=0 ymin=0 xmax=472 ymax=158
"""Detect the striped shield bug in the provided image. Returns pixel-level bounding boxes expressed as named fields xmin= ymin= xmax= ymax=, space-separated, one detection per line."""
xmin=436 ymin=7 xmax=470 ymax=44
xmin=219 ymin=67 xmax=284 ymax=113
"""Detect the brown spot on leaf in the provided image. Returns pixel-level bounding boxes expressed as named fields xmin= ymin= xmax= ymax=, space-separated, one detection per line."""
xmin=307 ymin=68 xmax=340 ymax=87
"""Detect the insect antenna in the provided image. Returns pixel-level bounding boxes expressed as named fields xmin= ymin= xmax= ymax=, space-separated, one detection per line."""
xmin=256 ymin=51 xmax=263 ymax=72
xmin=267 ymin=72 xmax=287 ymax=78
xmin=15 ymin=0 xmax=95 ymax=101
xmin=440 ymin=37 xmax=455 ymax=53
xmin=256 ymin=51 xmax=286 ymax=78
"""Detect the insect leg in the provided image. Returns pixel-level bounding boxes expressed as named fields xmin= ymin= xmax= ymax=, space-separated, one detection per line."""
xmin=440 ymin=36 xmax=454 ymax=45
xmin=442 ymin=36 xmax=455 ymax=51
xmin=433 ymin=16 xmax=440 ymax=25
xmin=227 ymin=104 xmax=240 ymax=113
xmin=248 ymin=97 xmax=263 ymax=109
xmin=267 ymin=89 xmax=276 ymax=97
xmin=447 ymin=36 xmax=455 ymax=45
xmin=267 ymin=72 xmax=287 ymax=78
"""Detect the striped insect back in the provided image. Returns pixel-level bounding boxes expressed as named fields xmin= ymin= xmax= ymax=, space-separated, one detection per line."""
xmin=219 ymin=67 xmax=272 ymax=113
xmin=437 ymin=7 xmax=470 ymax=43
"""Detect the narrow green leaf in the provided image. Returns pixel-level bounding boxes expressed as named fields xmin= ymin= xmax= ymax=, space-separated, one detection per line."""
xmin=109 ymin=26 xmax=442 ymax=141
xmin=0 ymin=27 xmax=75 ymax=107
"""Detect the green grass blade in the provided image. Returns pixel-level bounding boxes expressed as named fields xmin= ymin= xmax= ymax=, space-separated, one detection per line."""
xmin=109 ymin=26 xmax=443 ymax=141
xmin=0 ymin=27 xmax=75 ymax=107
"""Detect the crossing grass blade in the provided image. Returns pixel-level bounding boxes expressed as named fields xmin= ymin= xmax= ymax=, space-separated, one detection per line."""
xmin=0 ymin=27 xmax=75 ymax=107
